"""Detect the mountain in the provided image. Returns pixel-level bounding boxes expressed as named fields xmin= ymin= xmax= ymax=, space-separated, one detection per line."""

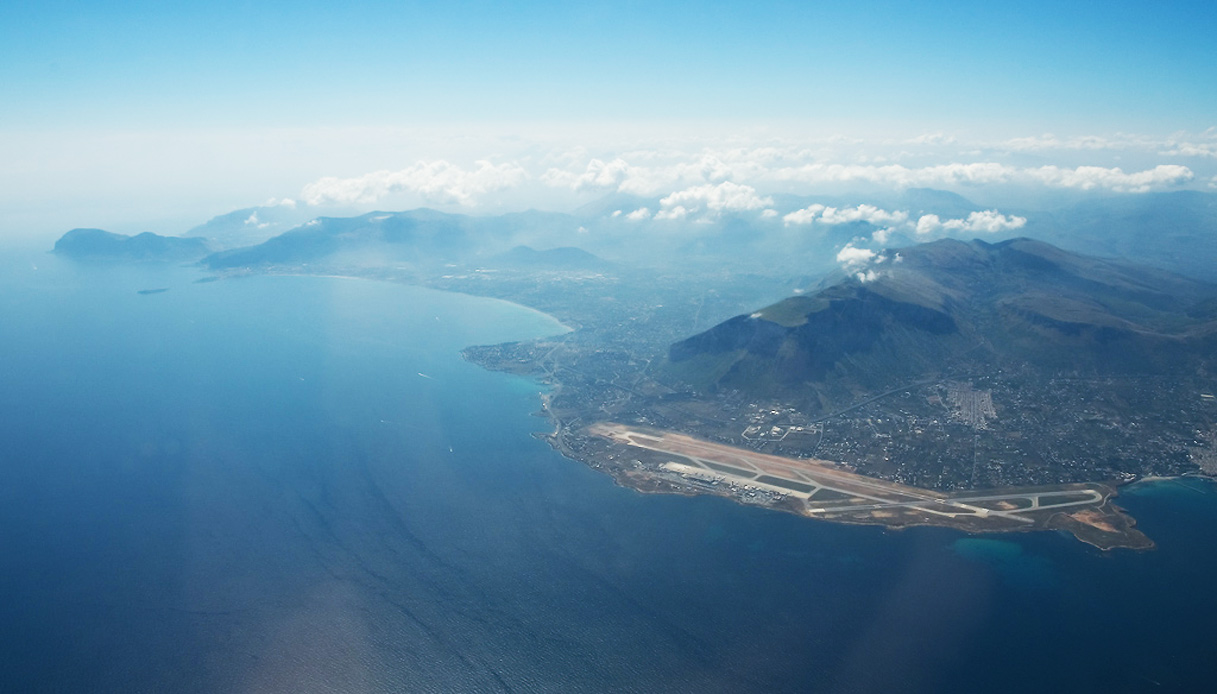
xmin=666 ymin=237 xmax=1217 ymax=409
xmin=893 ymin=188 xmax=981 ymax=217
xmin=202 ymin=208 xmax=590 ymax=270
xmin=204 ymin=209 xmax=478 ymax=269
xmin=185 ymin=205 xmax=316 ymax=250
xmin=572 ymin=193 xmax=655 ymax=219
xmin=53 ymin=229 xmax=210 ymax=262
xmin=489 ymin=245 xmax=610 ymax=271
xmin=1024 ymin=191 xmax=1217 ymax=281
xmin=769 ymin=188 xmax=980 ymax=220
xmin=194 ymin=190 xmax=1217 ymax=281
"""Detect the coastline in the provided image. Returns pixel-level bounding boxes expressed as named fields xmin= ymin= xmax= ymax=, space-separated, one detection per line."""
xmin=1129 ymin=474 xmax=1216 ymax=486
xmin=537 ymin=416 xmax=1156 ymax=551
xmin=1125 ymin=474 xmax=1217 ymax=496
xmin=209 ymin=266 xmax=1185 ymax=553
xmin=210 ymin=267 xmax=576 ymax=336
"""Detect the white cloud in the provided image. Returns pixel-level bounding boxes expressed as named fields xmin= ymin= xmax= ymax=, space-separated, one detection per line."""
xmin=292 ymin=133 xmax=1206 ymax=219
xmin=836 ymin=244 xmax=893 ymax=283
xmin=771 ymin=162 xmax=1014 ymax=188
xmin=785 ymin=203 xmax=907 ymax=227
xmin=1027 ymin=164 xmax=1193 ymax=192
xmin=542 ymin=157 xmax=634 ymax=192
xmin=1160 ymin=142 xmax=1217 ymax=158
xmin=761 ymin=208 xmax=778 ymax=218
xmin=907 ymin=132 xmax=956 ymax=145
xmin=1002 ymin=134 xmax=1126 ymax=151
xmin=957 ymin=209 xmax=1027 ymax=233
xmin=915 ymin=210 xmax=1026 ymax=236
xmin=999 ymin=130 xmax=1217 ymax=162
xmin=654 ymin=205 xmax=689 ymax=221
xmin=541 ymin=152 xmax=744 ymax=197
xmin=625 ymin=207 xmax=651 ymax=221
xmin=915 ymin=214 xmax=943 ymax=236
xmin=766 ymin=160 xmax=1194 ymax=193
xmin=820 ymin=204 xmax=908 ymax=226
xmin=243 ymin=211 xmax=270 ymax=229
xmin=301 ymin=160 xmax=528 ymax=206
xmin=836 ymin=243 xmax=876 ymax=270
xmin=657 ymin=181 xmax=773 ymax=218
xmin=783 ymin=204 xmax=826 ymax=225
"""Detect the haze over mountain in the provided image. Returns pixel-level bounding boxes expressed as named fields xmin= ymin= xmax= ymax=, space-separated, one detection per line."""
xmin=184 ymin=203 xmax=318 ymax=250
xmin=1025 ymin=191 xmax=1217 ymax=281
xmin=490 ymin=245 xmax=610 ymax=271
xmin=47 ymin=187 xmax=1217 ymax=296
xmin=201 ymin=208 xmax=594 ymax=271
xmin=667 ymin=238 xmax=1217 ymax=411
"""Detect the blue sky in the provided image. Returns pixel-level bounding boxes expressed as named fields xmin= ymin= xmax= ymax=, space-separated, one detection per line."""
xmin=4 ymin=0 xmax=1215 ymax=130
xmin=2 ymin=0 xmax=1216 ymax=237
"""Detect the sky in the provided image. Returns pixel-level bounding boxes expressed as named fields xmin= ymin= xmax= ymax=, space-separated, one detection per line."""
xmin=2 ymin=0 xmax=1215 ymax=239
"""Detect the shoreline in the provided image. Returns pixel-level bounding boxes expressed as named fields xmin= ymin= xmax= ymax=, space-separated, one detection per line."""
xmin=209 ymin=266 xmax=1197 ymax=553
xmin=1127 ymin=474 xmax=1216 ymax=489
xmin=209 ymin=267 xmax=576 ymax=337
xmin=538 ymin=418 xmax=1156 ymax=551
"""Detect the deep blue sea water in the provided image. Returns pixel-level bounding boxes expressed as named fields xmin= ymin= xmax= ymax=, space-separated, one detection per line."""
xmin=2 ymin=248 xmax=1216 ymax=693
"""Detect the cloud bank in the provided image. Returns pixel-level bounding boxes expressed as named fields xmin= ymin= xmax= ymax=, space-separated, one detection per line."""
xmin=784 ymin=204 xmax=908 ymax=227
xmin=784 ymin=202 xmax=1025 ymax=242
xmin=302 ymin=160 xmax=527 ymax=207
xmin=914 ymin=210 xmax=1027 ymax=236
xmin=655 ymin=181 xmax=772 ymax=219
xmin=293 ymin=128 xmax=1214 ymax=211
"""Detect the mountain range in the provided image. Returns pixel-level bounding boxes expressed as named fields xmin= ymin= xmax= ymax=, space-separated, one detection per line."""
xmin=49 ymin=189 xmax=1217 ymax=285
xmin=201 ymin=208 xmax=590 ymax=271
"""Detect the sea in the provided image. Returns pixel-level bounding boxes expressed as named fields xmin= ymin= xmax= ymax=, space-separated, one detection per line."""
xmin=2 ymin=245 xmax=1215 ymax=694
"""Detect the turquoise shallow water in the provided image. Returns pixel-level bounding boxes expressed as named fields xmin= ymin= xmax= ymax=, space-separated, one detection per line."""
xmin=2 ymin=249 xmax=1216 ymax=693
